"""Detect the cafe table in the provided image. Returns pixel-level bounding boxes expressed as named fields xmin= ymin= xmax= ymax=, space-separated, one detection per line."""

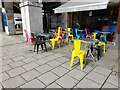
xmin=81 ymin=38 xmax=99 ymax=61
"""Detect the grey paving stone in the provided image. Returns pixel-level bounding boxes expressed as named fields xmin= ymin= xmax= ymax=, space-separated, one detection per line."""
xmin=20 ymin=79 xmax=45 ymax=88
xmin=38 ymin=71 xmax=59 ymax=86
xmin=45 ymin=55 xmax=58 ymax=61
xmin=9 ymin=61 xmax=25 ymax=68
xmin=102 ymin=82 xmax=118 ymax=88
xmin=12 ymin=56 xmax=26 ymax=61
xmin=2 ymin=75 xmax=26 ymax=88
xmin=106 ymin=75 xmax=118 ymax=87
xmin=35 ymin=64 xmax=52 ymax=74
xmin=68 ymin=69 xmax=86 ymax=80
xmin=22 ymin=62 xmax=39 ymax=71
xmin=0 ymin=72 xmax=10 ymax=82
xmin=21 ymin=69 xmax=40 ymax=81
xmin=86 ymin=71 xmax=107 ymax=85
xmin=22 ymin=57 xmax=37 ymax=63
xmin=56 ymin=57 xmax=70 ymax=63
xmin=93 ymin=66 xmax=112 ymax=76
xmin=51 ymin=66 xmax=69 ymax=77
xmin=53 ymin=53 xmax=64 ymax=58
xmin=1 ymin=65 xmax=12 ymax=73
xmin=56 ymin=75 xmax=78 ymax=88
xmin=42 ymin=52 xmax=54 ymax=56
xmin=7 ymin=67 xmax=26 ymax=77
xmin=46 ymin=82 xmax=62 ymax=88
xmin=76 ymin=78 xmax=101 ymax=88
xmin=80 ymin=65 xmax=94 ymax=73
xmin=32 ymin=54 xmax=45 ymax=60
xmin=2 ymin=59 xmax=13 ymax=66
xmin=35 ymin=58 xmax=49 ymax=65
xmin=61 ymin=61 xmax=70 ymax=70
xmin=47 ymin=60 xmax=62 ymax=68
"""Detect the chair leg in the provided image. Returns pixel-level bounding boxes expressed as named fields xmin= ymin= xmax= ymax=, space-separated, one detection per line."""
xmin=44 ymin=43 xmax=47 ymax=52
xmin=41 ymin=44 xmax=44 ymax=50
xmin=79 ymin=55 xmax=84 ymax=70
xmin=37 ymin=44 xmax=39 ymax=54
xmin=28 ymin=39 xmax=31 ymax=45
xmin=83 ymin=54 xmax=86 ymax=64
xmin=104 ymin=44 xmax=106 ymax=54
xmin=34 ymin=43 xmax=36 ymax=52
xmin=70 ymin=53 xmax=75 ymax=69
xmin=51 ymin=41 xmax=55 ymax=49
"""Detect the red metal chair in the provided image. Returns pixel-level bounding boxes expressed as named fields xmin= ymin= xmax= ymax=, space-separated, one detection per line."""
xmin=85 ymin=28 xmax=93 ymax=38
xmin=24 ymin=29 xmax=35 ymax=45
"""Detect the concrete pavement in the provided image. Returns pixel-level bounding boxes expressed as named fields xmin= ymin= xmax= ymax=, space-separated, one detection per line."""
xmin=0 ymin=32 xmax=119 ymax=89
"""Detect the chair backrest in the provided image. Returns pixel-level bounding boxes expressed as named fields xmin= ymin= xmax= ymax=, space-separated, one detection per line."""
xmin=93 ymin=32 xmax=96 ymax=39
xmin=85 ymin=28 xmax=91 ymax=35
xmin=24 ymin=29 xmax=29 ymax=39
xmin=74 ymin=28 xmax=78 ymax=36
xmin=102 ymin=26 xmax=109 ymax=32
xmin=36 ymin=35 xmax=46 ymax=44
xmin=73 ymin=40 xmax=87 ymax=53
xmin=110 ymin=25 xmax=116 ymax=32
xmin=68 ymin=28 xmax=72 ymax=36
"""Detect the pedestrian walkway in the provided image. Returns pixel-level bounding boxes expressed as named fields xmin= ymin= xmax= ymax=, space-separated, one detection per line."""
xmin=0 ymin=32 xmax=119 ymax=89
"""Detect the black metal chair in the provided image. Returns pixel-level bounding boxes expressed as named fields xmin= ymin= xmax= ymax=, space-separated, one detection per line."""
xmin=34 ymin=35 xmax=47 ymax=54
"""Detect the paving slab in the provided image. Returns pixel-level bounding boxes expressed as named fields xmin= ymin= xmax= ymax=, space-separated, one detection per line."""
xmin=35 ymin=58 xmax=49 ymax=66
xmin=22 ymin=62 xmax=39 ymax=71
xmin=12 ymin=56 xmax=26 ymax=62
xmin=2 ymin=59 xmax=14 ymax=66
xmin=106 ymin=75 xmax=118 ymax=87
xmin=102 ymin=82 xmax=118 ymax=88
xmin=0 ymin=72 xmax=10 ymax=82
xmin=7 ymin=67 xmax=26 ymax=77
xmin=9 ymin=61 xmax=25 ymax=68
xmin=46 ymin=82 xmax=62 ymax=88
xmin=2 ymin=75 xmax=26 ymax=88
xmin=93 ymin=66 xmax=112 ymax=76
xmin=86 ymin=71 xmax=107 ymax=85
xmin=22 ymin=57 xmax=37 ymax=63
xmin=61 ymin=61 xmax=70 ymax=70
xmin=56 ymin=75 xmax=78 ymax=88
xmin=56 ymin=57 xmax=70 ymax=63
xmin=1 ymin=65 xmax=12 ymax=73
xmin=20 ymin=79 xmax=45 ymax=88
xmin=35 ymin=64 xmax=52 ymax=74
xmin=47 ymin=60 xmax=62 ymax=68
xmin=68 ymin=69 xmax=87 ymax=81
xmin=51 ymin=66 xmax=69 ymax=77
xmin=76 ymin=78 xmax=101 ymax=88
xmin=21 ymin=69 xmax=41 ymax=81
xmin=38 ymin=71 xmax=59 ymax=86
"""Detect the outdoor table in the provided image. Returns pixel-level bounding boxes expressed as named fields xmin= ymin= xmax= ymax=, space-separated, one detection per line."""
xmin=81 ymin=38 xmax=99 ymax=60
xmin=99 ymin=31 xmax=110 ymax=42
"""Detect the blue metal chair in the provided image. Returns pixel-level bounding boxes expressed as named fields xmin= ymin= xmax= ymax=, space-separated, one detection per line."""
xmin=94 ymin=30 xmax=101 ymax=34
xmin=74 ymin=28 xmax=81 ymax=39
xmin=74 ymin=28 xmax=85 ymax=39
xmin=110 ymin=25 xmax=116 ymax=32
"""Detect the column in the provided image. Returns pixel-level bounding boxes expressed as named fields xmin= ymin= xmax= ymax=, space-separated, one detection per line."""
xmin=4 ymin=2 xmax=16 ymax=35
xmin=116 ymin=5 xmax=120 ymax=33
xmin=60 ymin=1 xmax=68 ymax=30
xmin=19 ymin=0 xmax=43 ymax=36
xmin=0 ymin=1 xmax=3 ymax=31
xmin=61 ymin=13 xmax=68 ymax=30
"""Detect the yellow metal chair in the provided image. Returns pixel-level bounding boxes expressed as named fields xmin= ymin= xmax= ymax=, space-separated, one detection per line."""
xmin=70 ymin=40 xmax=87 ymax=70
xmin=93 ymin=32 xmax=106 ymax=54
xmin=66 ymin=28 xmax=74 ymax=42
xmin=50 ymin=27 xmax=61 ymax=49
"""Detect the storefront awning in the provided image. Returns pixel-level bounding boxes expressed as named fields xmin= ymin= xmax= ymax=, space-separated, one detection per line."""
xmin=54 ymin=0 xmax=109 ymax=13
